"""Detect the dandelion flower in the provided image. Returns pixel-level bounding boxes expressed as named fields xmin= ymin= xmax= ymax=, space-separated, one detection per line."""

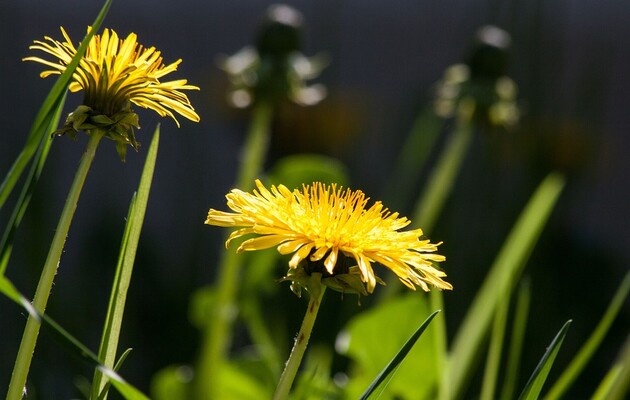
xmin=24 ymin=26 xmax=200 ymax=158
xmin=206 ymin=180 xmax=452 ymax=294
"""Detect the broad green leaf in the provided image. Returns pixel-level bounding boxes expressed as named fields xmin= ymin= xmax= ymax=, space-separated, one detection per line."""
xmin=267 ymin=153 xmax=349 ymax=189
xmin=518 ymin=320 xmax=572 ymax=400
xmin=444 ymin=172 xmax=565 ymax=400
xmin=215 ymin=361 xmax=274 ymax=399
xmin=151 ymin=365 xmax=194 ymax=400
xmin=291 ymin=344 xmax=341 ymax=400
xmin=93 ymin=126 xmax=160 ymax=399
xmin=0 ymin=0 xmax=112 ymax=209
xmin=339 ymin=294 xmax=439 ymax=400
xmin=360 ymin=310 xmax=440 ymax=400
xmin=545 ymin=271 xmax=630 ymax=399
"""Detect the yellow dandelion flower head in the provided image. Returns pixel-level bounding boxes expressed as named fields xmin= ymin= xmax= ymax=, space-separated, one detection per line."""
xmin=24 ymin=26 xmax=200 ymax=126
xmin=205 ymin=180 xmax=452 ymax=294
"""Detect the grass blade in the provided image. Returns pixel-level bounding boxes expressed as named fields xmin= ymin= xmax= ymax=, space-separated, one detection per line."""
xmin=500 ymin=278 xmax=532 ymax=400
xmin=480 ymin=279 xmax=510 ymax=400
xmin=0 ymin=0 xmax=112 ymax=209
xmin=544 ymin=271 xmax=630 ymax=399
xmin=92 ymin=126 xmax=160 ymax=399
xmin=0 ymin=93 xmax=65 ymax=276
xmin=591 ymin=335 xmax=630 ymax=400
xmin=0 ymin=275 xmax=148 ymax=400
xmin=518 ymin=320 xmax=572 ymax=400
xmin=444 ymin=172 xmax=565 ymax=400
xmin=360 ymin=310 xmax=440 ymax=400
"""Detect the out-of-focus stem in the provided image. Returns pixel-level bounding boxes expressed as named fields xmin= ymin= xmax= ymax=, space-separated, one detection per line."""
xmin=195 ymin=101 xmax=273 ymax=399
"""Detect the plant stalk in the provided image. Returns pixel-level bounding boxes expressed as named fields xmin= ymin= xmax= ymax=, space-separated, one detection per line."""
xmin=195 ymin=101 xmax=273 ymax=398
xmin=273 ymin=273 xmax=326 ymax=400
xmin=7 ymin=131 xmax=103 ymax=400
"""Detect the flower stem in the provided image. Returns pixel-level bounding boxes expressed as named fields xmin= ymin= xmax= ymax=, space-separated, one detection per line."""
xmin=195 ymin=101 xmax=273 ymax=398
xmin=273 ymin=273 xmax=326 ymax=400
xmin=6 ymin=131 xmax=103 ymax=400
xmin=411 ymin=98 xmax=475 ymax=233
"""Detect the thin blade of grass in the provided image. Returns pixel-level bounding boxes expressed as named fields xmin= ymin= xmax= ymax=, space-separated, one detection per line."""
xmin=591 ymin=335 xmax=630 ymax=400
xmin=444 ymin=172 xmax=565 ymax=400
xmin=0 ymin=0 xmax=111 ymax=209
xmin=98 ymin=348 xmax=135 ymax=400
xmin=0 ymin=93 xmax=65 ymax=276
xmin=480 ymin=280 xmax=510 ymax=400
xmin=360 ymin=310 xmax=440 ymax=400
xmin=500 ymin=278 xmax=532 ymax=400
xmin=518 ymin=320 xmax=572 ymax=400
xmin=0 ymin=275 xmax=149 ymax=400
xmin=544 ymin=271 xmax=630 ymax=400
xmin=92 ymin=126 xmax=160 ymax=399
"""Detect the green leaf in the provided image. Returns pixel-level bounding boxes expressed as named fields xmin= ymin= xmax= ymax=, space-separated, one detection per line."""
xmin=591 ymin=336 xmax=630 ymax=400
xmin=360 ymin=310 xmax=440 ymax=400
xmin=444 ymin=172 xmax=565 ymax=400
xmin=92 ymin=125 xmax=160 ymax=398
xmin=0 ymin=275 xmax=149 ymax=400
xmin=151 ymin=365 xmax=194 ymax=400
xmin=0 ymin=94 xmax=63 ymax=276
xmin=339 ymin=294 xmax=439 ymax=399
xmin=480 ymin=279 xmax=510 ymax=400
xmin=215 ymin=361 xmax=274 ymax=400
xmin=518 ymin=320 xmax=572 ymax=400
xmin=291 ymin=344 xmax=341 ymax=400
xmin=267 ymin=153 xmax=349 ymax=189
xmin=97 ymin=349 xmax=135 ymax=400
xmin=0 ymin=0 xmax=112 ymax=209
xmin=544 ymin=271 xmax=630 ymax=399
xmin=500 ymin=278 xmax=532 ymax=400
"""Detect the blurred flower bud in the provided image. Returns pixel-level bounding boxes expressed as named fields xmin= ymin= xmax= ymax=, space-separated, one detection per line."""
xmin=256 ymin=4 xmax=303 ymax=58
xmin=467 ymin=25 xmax=511 ymax=80
xmin=218 ymin=4 xmax=327 ymax=108
xmin=433 ymin=25 xmax=519 ymax=129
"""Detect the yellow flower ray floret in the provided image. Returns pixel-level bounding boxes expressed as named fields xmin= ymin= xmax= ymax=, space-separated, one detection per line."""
xmin=206 ymin=180 xmax=452 ymax=293
xmin=24 ymin=26 xmax=200 ymax=126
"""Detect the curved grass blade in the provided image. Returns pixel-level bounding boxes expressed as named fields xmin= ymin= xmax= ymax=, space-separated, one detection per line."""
xmin=444 ymin=172 xmax=565 ymax=400
xmin=359 ymin=310 xmax=440 ymax=400
xmin=0 ymin=0 xmax=112 ymax=209
xmin=0 ymin=94 xmax=65 ymax=276
xmin=480 ymin=280 xmax=510 ymax=400
xmin=500 ymin=278 xmax=531 ymax=400
xmin=98 ymin=348 xmax=135 ymax=400
xmin=0 ymin=275 xmax=148 ymax=400
xmin=518 ymin=320 xmax=572 ymax=400
xmin=92 ymin=126 xmax=160 ymax=399
xmin=592 ymin=335 xmax=630 ymax=400
xmin=544 ymin=271 xmax=630 ymax=399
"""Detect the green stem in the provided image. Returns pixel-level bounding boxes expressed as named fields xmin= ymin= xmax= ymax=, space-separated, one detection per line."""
xmin=430 ymin=289 xmax=447 ymax=393
xmin=7 ymin=131 xmax=103 ymax=400
xmin=382 ymin=110 xmax=444 ymax=210
xmin=411 ymin=98 xmax=475 ymax=233
xmin=195 ymin=101 xmax=273 ymax=398
xmin=273 ymin=274 xmax=326 ymax=400
xmin=235 ymin=101 xmax=273 ymax=189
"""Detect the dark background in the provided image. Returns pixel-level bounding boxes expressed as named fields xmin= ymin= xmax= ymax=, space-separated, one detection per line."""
xmin=1 ymin=0 xmax=629 ymax=398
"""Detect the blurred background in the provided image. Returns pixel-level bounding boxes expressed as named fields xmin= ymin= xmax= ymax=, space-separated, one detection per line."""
xmin=1 ymin=0 xmax=628 ymax=398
